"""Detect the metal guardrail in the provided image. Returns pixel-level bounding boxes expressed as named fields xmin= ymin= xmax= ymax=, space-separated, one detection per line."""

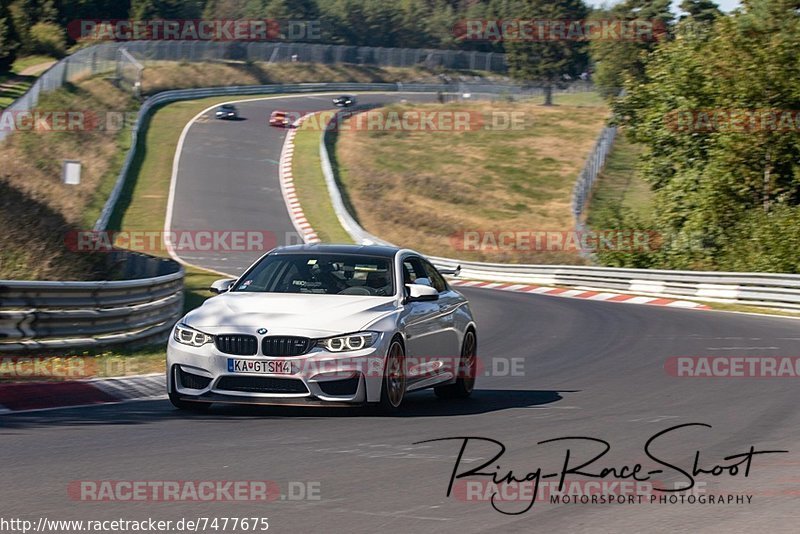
xmin=0 ymin=251 xmax=184 ymax=353
xmin=317 ymin=111 xmax=800 ymax=312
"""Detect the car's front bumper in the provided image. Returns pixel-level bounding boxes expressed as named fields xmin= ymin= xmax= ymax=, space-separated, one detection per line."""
xmin=166 ymin=334 xmax=388 ymax=405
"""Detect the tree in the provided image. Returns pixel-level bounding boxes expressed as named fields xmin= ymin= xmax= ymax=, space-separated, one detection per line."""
xmin=0 ymin=0 xmax=20 ymax=73
xmin=589 ymin=0 xmax=673 ymax=98
xmin=320 ymin=0 xmax=403 ymax=47
xmin=614 ymin=0 xmax=800 ymax=270
xmin=29 ymin=21 xmax=67 ymax=57
xmin=131 ymin=0 xmax=204 ymax=19
xmin=679 ymin=0 xmax=723 ymax=23
xmin=502 ymin=0 xmax=590 ymax=105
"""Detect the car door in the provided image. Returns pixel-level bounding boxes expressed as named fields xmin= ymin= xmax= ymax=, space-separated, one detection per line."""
xmin=399 ymin=255 xmax=451 ymax=386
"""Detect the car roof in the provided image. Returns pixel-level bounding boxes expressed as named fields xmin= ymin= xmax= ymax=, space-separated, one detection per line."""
xmin=219 ymin=104 xmax=236 ymax=108
xmin=270 ymin=243 xmax=402 ymax=258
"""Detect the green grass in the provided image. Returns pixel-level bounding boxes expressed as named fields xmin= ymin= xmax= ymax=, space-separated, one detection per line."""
xmin=586 ymin=132 xmax=653 ymax=226
xmin=291 ymin=125 xmax=354 ymax=244
xmin=542 ymin=91 xmax=607 ymax=107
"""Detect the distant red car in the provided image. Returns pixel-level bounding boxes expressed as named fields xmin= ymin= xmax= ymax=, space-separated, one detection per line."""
xmin=269 ymin=110 xmax=291 ymax=127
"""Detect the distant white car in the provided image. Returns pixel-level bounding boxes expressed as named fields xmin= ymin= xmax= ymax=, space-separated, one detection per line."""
xmin=166 ymin=244 xmax=477 ymax=412
xmin=215 ymin=104 xmax=239 ymax=120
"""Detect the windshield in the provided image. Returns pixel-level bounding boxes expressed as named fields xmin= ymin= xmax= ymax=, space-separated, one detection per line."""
xmin=232 ymin=254 xmax=395 ymax=296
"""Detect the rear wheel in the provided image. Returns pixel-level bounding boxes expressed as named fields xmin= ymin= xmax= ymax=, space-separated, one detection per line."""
xmin=435 ymin=329 xmax=476 ymax=399
xmin=379 ymin=340 xmax=406 ymax=412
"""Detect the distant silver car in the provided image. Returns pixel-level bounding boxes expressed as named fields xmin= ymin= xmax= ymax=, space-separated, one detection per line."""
xmin=215 ymin=104 xmax=239 ymax=120
xmin=166 ymin=244 xmax=477 ymax=412
xmin=332 ymin=95 xmax=356 ymax=107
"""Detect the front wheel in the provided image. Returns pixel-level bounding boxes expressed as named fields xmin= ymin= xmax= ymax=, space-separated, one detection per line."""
xmin=435 ymin=329 xmax=477 ymax=399
xmin=379 ymin=340 xmax=406 ymax=412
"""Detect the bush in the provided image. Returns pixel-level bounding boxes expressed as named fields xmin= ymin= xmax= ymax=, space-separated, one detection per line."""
xmin=718 ymin=205 xmax=800 ymax=273
xmin=28 ymin=22 xmax=66 ymax=58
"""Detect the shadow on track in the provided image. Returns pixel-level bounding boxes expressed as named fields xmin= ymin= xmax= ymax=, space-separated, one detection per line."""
xmin=0 ymin=389 xmax=574 ymax=429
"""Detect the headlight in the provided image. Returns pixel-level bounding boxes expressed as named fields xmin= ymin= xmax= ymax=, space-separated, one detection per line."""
xmin=174 ymin=323 xmax=213 ymax=347
xmin=318 ymin=332 xmax=378 ymax=352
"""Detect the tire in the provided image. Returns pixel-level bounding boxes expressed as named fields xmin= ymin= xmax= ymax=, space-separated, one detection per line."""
xmin=169 ymin=391 xmax=212 ymax=412
xmin=435 ymin=329 xmax=477 ymax=399
xmin=169 ymin=369 xmax=212 ymax=412
xmin=379 ymin=339 xmax=407 ymax=412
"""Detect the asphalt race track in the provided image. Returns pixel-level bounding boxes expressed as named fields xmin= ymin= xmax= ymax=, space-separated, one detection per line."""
xmin=3 ymin=93 xmax=800 ymax=533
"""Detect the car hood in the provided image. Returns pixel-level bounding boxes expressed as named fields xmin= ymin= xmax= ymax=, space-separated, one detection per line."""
xmin=182 ymin=292 xmax=398 ymax=337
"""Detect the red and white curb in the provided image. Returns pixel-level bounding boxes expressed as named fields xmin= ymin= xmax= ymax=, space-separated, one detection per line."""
xmin=0 ymin=374 xmax=165 ymax=414
xmin=449 ymin=280 xmax=711 ymax=310
xmin=279 ymin=115 xmax=321 ymax=244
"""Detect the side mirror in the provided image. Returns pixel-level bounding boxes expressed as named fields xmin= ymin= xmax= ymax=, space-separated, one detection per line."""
xmin=436 ymin=265 xmax=461 ymax=277
xmin=209 ymin=278 xmax=236 ymax=294
xmin=405 ymin=283 xmax=439 ymax=302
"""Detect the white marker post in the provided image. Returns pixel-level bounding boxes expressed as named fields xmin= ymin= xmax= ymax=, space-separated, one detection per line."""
xmin=62 ymin=160 xmax=81 ymax=185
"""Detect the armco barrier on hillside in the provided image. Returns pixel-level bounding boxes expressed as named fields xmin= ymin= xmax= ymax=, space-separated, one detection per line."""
xmin=0 ymin=251 xmax=184 ymax=353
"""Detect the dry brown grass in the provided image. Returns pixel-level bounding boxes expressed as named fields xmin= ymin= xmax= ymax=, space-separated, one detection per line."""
xmin=0 ymin=78 xmax=137 ymax=280
xmin=335 ymin=96 xmax=609 ymax=264
xmin=0 ymin=79 xmax=136 ymax=225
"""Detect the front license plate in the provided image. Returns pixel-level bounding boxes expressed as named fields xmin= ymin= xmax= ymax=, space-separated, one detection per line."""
xmin=227 ymin=359 xmax=293 ymax=374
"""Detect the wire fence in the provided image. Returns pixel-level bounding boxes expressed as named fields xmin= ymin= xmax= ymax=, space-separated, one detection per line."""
xmin=571 ymin=125 xmax=618 ymax=261
xmin=118 ymin=41 xmax=508 ymax=72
